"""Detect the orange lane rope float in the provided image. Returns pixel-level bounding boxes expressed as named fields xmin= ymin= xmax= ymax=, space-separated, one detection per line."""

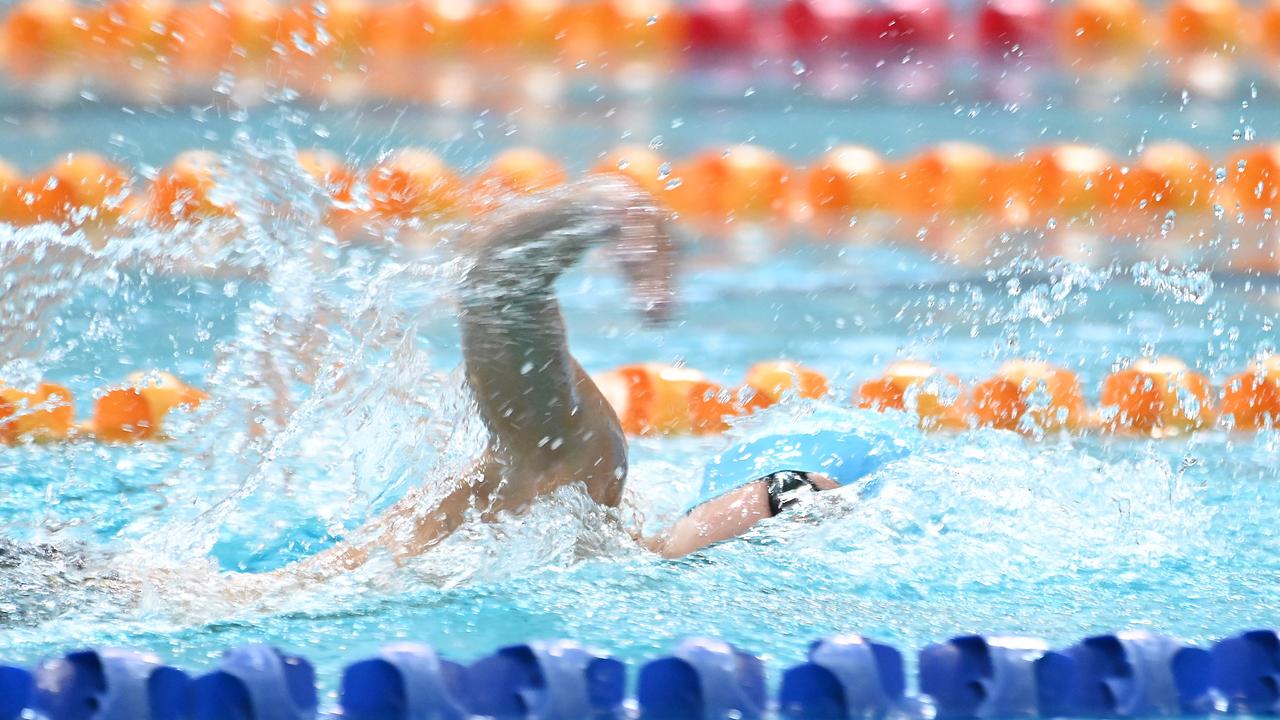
xmin=365 ymin=148 xmax=461 ymax=223
xmin=890 ymin=142 xmax=998 ymax=220
xmin=592 ymin=363 xmax=745 ymax=437
xmin=1098 ymin=356 xmax=1216 ymax=437
xmin=0 ymin=381 xmax=75 ymax=443
xmin=145 ymin=150 xmax=236 ymax=227
xmin=9 ymin=358 xmax=1280 ymax=445
xmin=743 ymin=360 xmax=830 ymax=411
xmin=969 ymin=360 xmax=1088 ymax=433
xmin=593 ymin=356 xmax=1280 ymax=438
xmin=5 ymin=141 xmax=1280 ymax=236
xmin=0 ymin=372 xmax=205 ymax=445
xmin=1221 ymin=355 xmax=1280 ymax=430
xmin=1106 ymin=141 xmax=1216 ymax=217
xmin=4 ymin=0 xmax=1280 ymax=76
xmin=91 ymin=371 xmax=208 ymax=442
xmin=803 ymin=145 xmax=887 ymax=220
xmin=467 ymin=147 xmax=569 ymax=214
xmin=855 ymin=360 xmax=969 ymax=431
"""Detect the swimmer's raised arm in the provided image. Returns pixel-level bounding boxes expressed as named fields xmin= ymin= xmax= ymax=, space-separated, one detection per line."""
xmin=459 ymin=176 xmax=673 ymax=506
xmin=267 ymin=178 xmax=674 ymax=582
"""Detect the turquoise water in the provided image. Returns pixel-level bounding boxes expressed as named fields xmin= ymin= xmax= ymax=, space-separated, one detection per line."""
xmin=0 ymin=60 xmax=1279 ymax=707
xmin=2 ymin=217 xmax=1279 ymax=687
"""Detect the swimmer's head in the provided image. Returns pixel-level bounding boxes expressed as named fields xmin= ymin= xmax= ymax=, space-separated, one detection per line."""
xmin=804 ymin=472 xmax=839 ymax=490
xmin=759 ymin=470 xmax=840 ymax=516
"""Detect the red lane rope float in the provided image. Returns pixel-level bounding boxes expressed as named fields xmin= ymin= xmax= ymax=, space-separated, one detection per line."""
xmin=2 ymin=0 xmax=1279 ymax=78
xmin=0 ymin=371 xmax=205 ymax=444
xmin=5 ymin=141 xmax=1280 ymax=241
xmin=592 ymin=356 xmax=1280 ymax=438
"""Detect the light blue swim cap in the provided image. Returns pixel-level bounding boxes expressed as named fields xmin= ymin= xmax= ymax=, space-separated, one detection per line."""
xmin=699 ymin=427 xmax=912 ymax=503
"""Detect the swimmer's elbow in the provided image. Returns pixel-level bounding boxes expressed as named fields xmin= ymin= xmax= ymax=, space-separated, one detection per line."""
xmin=640 ymin=531 xmax=704 ymax=559
xmin=635 ymin=531 xmax=681 ymax=559
xmin=657 ymin=543 xmax=691 ymax=559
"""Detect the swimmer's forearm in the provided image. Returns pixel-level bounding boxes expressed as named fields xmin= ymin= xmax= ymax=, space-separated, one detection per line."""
xmin=459 ymin=177 xmax=664 ymax=457
xmin=275 ymin=477 xmax=481 ymax=582
xmin=644 ymin=483 xmax=773 ymax=559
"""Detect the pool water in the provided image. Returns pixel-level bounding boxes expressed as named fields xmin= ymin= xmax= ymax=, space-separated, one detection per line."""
xmin=1 ymin=56 xmax=1279 ymax=707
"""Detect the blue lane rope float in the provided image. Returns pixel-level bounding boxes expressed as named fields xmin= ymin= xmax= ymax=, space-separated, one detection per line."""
xmin=637 ymin=638 xmax=767 ymax=720
xmin=920 ymin=635 xmax=1057 ymax=719
xmin=12 ymin=630 xmax=1280 ymax=719
xmin=190 ymin=645 xmax=316 ymax=720
xmin=32 ymin=648 xmax=190 ymax=720
xmin=1212 ymin=630 xmax=1280 ymax=715
xmin=0 ymin=665 xmax=31 ymax=720
xmin=778 ymin=635 xmax=910 ymax=720
xmin=340 ymin=643 xmax=469 ymax=720
xmin=1049 ymin=633 xmax=1214 ymax=718
xmin=463 ymin=641 xmax=625 ymax=720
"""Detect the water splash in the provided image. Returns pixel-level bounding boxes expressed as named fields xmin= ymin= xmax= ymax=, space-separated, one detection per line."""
xmin=0 ymin=134 xmax=1277 ymax=685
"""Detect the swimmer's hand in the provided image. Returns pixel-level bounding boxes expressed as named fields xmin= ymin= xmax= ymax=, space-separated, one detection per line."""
xmin=463 ymin=175 xmax=675 ymax=323
xmin=610 ymin=195 xmax=675 ymax=325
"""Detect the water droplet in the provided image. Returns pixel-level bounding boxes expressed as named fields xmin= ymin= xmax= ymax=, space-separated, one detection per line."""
xmin=290 ymin=31 xmax=316 ymax=55
xmin=791 ymin=60 xmax=807 ymax=75
xmin=648 ymin=135 xmax=664 ymax=150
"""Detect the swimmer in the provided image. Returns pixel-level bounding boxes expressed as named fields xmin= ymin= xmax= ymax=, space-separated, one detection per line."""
xmin=280 ymin=175 xmax=838 ymax=581
xmin=0 ymin=178 xmax=839 ymax=623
